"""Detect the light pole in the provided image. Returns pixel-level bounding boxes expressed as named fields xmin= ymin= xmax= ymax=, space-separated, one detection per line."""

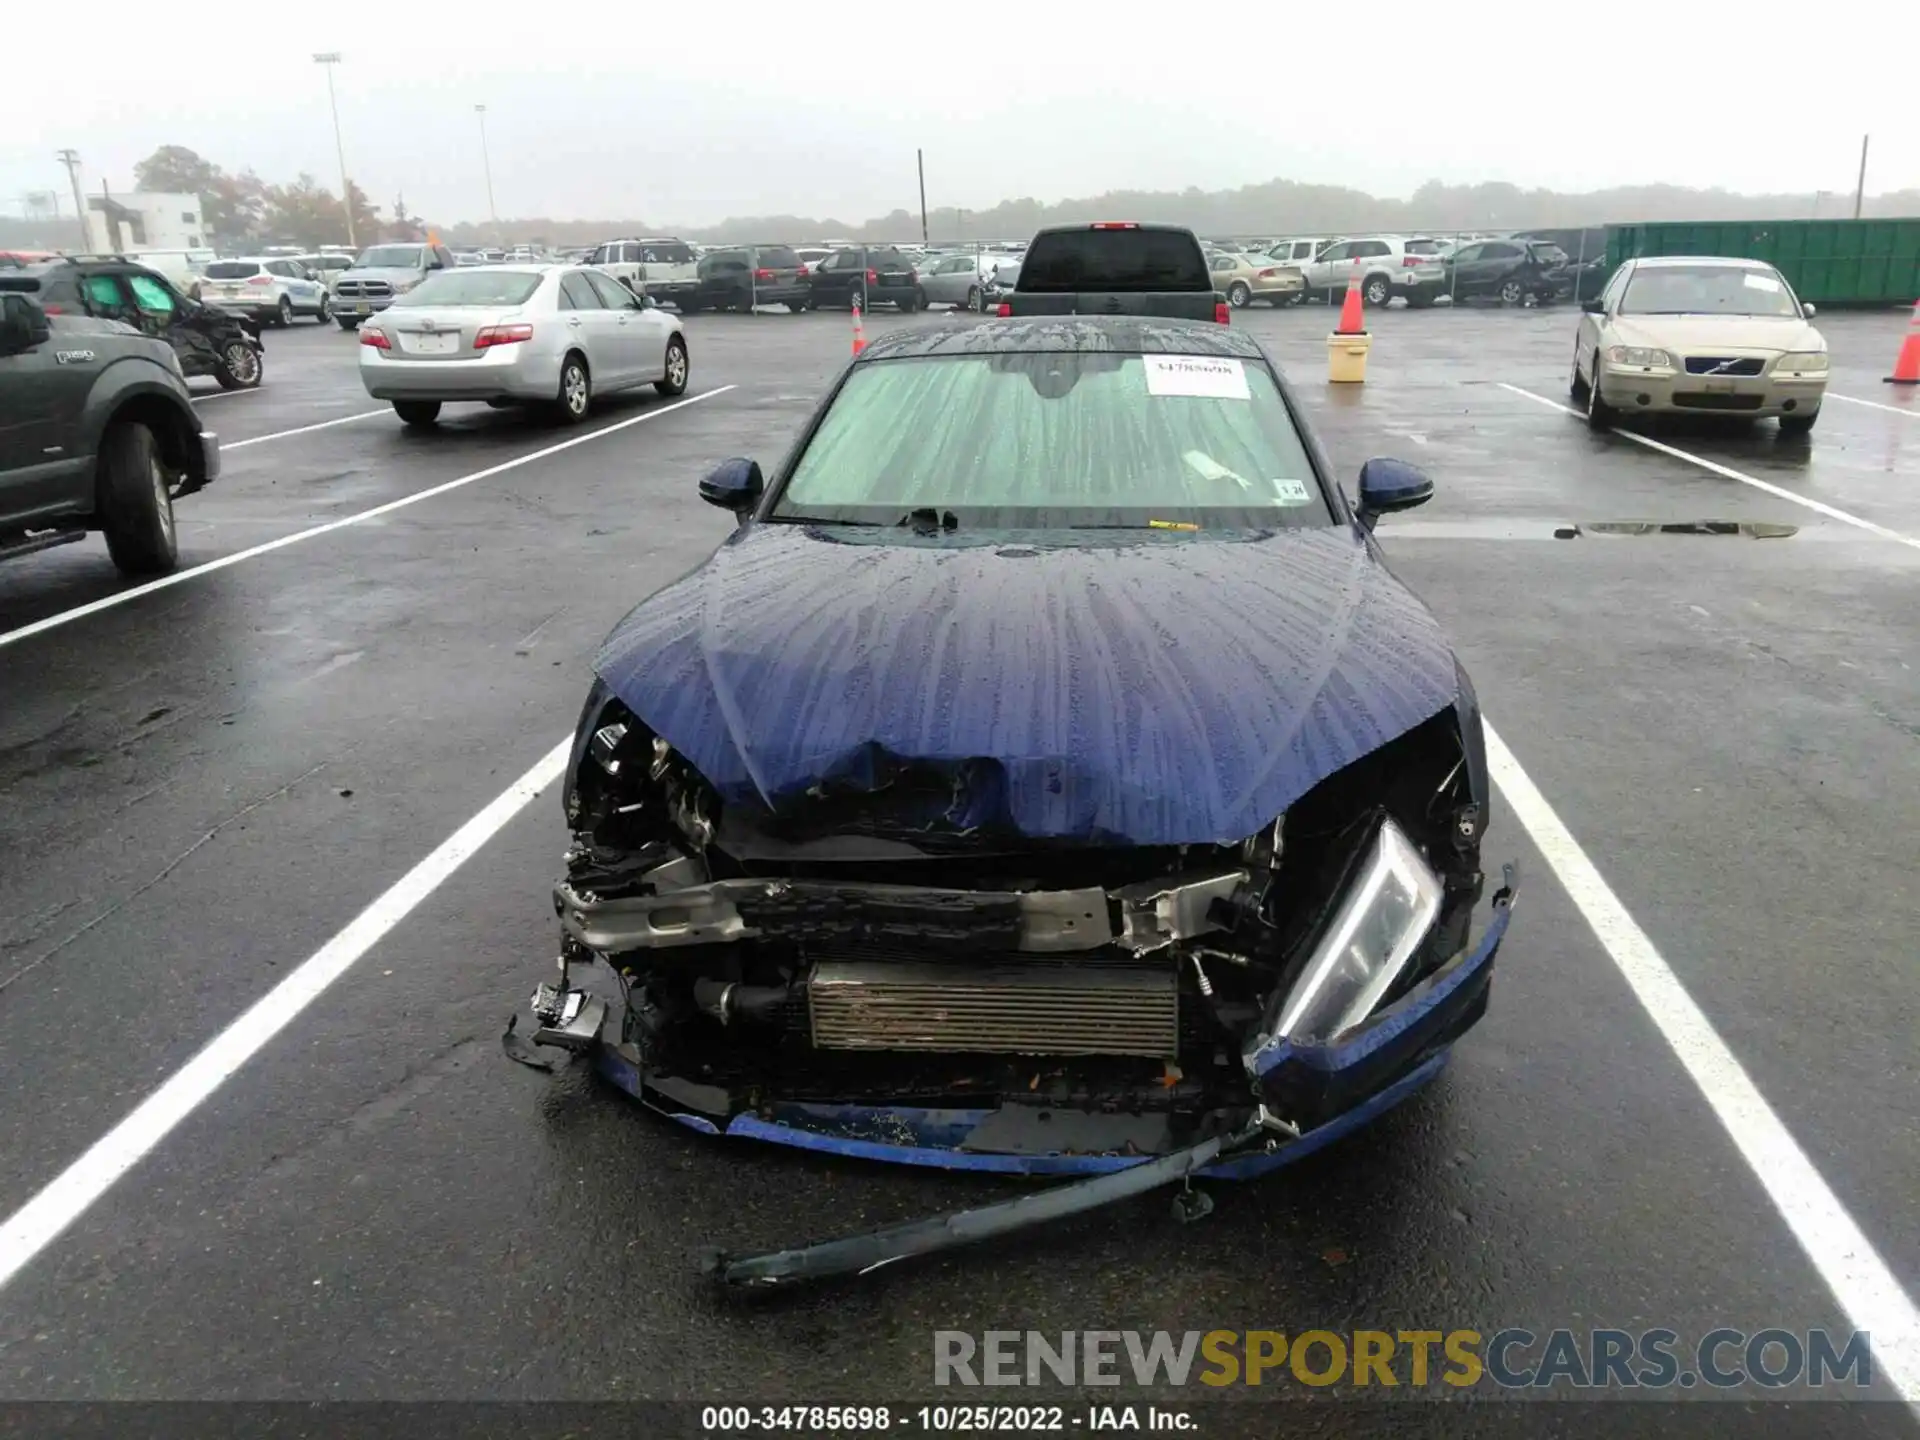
xmin=475 ymin=105 xmax=498 ymax=231
xmin=313 ymin=52 xmax=357 ymax=249
xmin=55 ymin=149 xmax=88 ymax=250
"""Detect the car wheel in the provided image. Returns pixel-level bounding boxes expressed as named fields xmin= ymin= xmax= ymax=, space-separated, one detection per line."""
xmin=1363 ymin=274 xmax=1392 ymax=308
xmin=214 ymin=340 xmax=262 ymax=390
xmin=98 ymin=421 xmax=179 ymax=576
xmin=276 ymin=296 xmax=293 ymax=327
xmin=1779 ymin=407 xmax=1819 ymax=435
xmin=393 ymin=400 xmax=441 ymax=429
xmin=1585 ymin=351 xmax=1617 ymax=430
xmin=1285 ymin=290 xmax=1305 ymax=306
xmin=551 ymin=353 xmax=591 ymax=423
xmin=1569 ymin=350 xmax=1591 ymax=404
xmin=680 ymin=299 xmax=704 ymax=315
xmin=1227 ymin=281 xmax=1252 ymax=309
xmin=336 ymin=316 xmax=360 ymax=331
xmin=787 ymin=298 xmax=811 ymax=313
xmin=1498 ymin=278 xmax=1525 ymax=305
xmin=964 ymin=285 xmax=981 ymax=311
xmin=1406 ymin=291 xmax=1435 ymax=309
xmin=316 ymin=294 xmax=332 ymax=323
xmin=656 ymin=335 xmax=690 ymax=396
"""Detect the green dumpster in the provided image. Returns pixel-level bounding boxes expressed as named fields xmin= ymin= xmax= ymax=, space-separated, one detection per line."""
xmin=1605 ymin=219 xmax=1920 ymax=306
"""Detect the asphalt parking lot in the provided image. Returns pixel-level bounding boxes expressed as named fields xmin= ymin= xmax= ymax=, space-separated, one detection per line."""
xmin=0 ymin=299 xmax=1916 ymax=1427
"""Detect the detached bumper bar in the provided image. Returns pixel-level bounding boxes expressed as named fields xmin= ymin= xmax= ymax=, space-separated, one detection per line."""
xmin=708 ymin=1119 xmax=1261 ymax=1291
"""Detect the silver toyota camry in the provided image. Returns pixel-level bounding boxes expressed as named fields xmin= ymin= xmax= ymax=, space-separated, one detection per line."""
xmin=357 ymin=264 xmax=691 ymax=429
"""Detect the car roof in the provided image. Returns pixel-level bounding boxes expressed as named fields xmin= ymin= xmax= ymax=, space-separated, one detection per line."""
xmin=1630 ymin=255 xmax=1775 ymax=269
xmin=856 ymin=316 xmax=1265 ymax=362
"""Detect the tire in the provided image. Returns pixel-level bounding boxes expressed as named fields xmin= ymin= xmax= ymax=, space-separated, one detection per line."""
xmin=1284 ymin=290 xmax=1305 ymax=306
xmin=550 ymin=353 xmax=591 ymax=423
xmin=1498 ymin=278 xmax=1525 ymax=306
xmin=336 ymin=316 xmax=361 ymax=331
xmin=1569 ymin=351 xmax=1590 ymax=405
xmin=98 ymin=421 xmax=178 ymax=576
xmin=1362 ymin=274 xmax=1392 ymax=308
xmin=1227 ymin=281 xmax=1252 ymax=309
xmin=393 ymin=400 xmax=441 ymax=429
xmin=656 ymin=336 xmax=689 ymax=397
xmin=1779 ymin=407 xmax=1819 ymax=435
xmin=787 ymin=299 xmax=810 ymax=313
xmin=316 ymin=294 xmax=332 ymax=323
xmin=906 ymin=287 xmax=925 ymax=312
xmin=964 ymin=284 xmax=980 ymax=311
xmin=275 ymin=296 xmax=293 ymax=328
xmin=679 ymin=299 xmax=704 ymax=315
xmin=1406 ymin=291 xmax=1435 ymax=309
xmin=214 ymin=340 xmax=262 ymax=390
xmin=1585 ymin=351 xmax=1617 ymax=430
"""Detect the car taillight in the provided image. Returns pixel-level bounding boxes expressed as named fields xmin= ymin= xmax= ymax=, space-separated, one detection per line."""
xmin=1215 ymin=302 xmax=1230 ymax=324
xmin=247 ymin=275 xmax=273 ymax=285
xmin=1258 ymin=268 xmax=1278 ymax=278
xmin=474 ymin=323 xmax=533 ymax=348
xmin=359 ymin=326 xmax=391 ymax=349
xmin=754 ymin=268 xmax=774 ymax=281
xmin=41 ymin=303 xmax=63 ymax=315
xmin=866 ymin=268 xmax=877 ymax=283
xmin=995 ymin=302 xmax=1011 ymax=316
xmin=1402 ymin=255 xmax=1426 ymax=267
xmin=1091 ymin=221 xmax=1139 ymax=230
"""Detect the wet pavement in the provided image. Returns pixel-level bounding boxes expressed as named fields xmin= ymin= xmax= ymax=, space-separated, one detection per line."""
xmin=0 ymin=299 xmax=1916 ymax=1427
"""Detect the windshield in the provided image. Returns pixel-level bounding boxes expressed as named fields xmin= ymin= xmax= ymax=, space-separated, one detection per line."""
xmin=772 ymin=352 xmax=1330 ymax=530
xmin=355 ymin=246 xmax=424 ymax=270
xmin=394 ymin=270 xmax=543 ymax=306
xmin=1621 ymin=265 xmax=1799 ymax=317
xmin=204 ymin=261 xmax=261 ymax=279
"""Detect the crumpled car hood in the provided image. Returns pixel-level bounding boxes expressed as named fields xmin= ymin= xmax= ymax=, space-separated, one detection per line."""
xmin=594 ymin=524 xmax=1463 ymax=845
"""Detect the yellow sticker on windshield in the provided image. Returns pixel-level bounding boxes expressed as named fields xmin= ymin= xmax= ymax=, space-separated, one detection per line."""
xmin=1148 ymin=519 xmax=1201 ymax=531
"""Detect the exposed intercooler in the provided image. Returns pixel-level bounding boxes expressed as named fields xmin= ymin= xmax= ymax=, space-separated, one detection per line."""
xmin=807 ymin=956 xmax=1179 ymax=1059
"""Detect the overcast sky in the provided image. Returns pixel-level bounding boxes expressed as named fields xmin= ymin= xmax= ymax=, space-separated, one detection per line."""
xmin=4 ymin=1 xmax=1914 ymax=228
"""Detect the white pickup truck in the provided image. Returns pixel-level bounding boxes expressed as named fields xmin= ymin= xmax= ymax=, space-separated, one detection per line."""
xmin=584 ymin=237 xmax=700 ymax=311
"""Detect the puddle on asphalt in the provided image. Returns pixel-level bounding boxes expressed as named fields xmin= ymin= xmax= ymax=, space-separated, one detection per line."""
xmin=1382 ymin=519 xmax=1801 ymax=540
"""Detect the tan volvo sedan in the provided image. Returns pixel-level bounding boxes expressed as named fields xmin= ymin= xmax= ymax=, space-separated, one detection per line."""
xmin=1571 ymin=256 xmax=1828 ymax=434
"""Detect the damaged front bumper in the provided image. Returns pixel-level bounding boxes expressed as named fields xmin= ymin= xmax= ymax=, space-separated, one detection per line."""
xmin=511 ymin=867 xmax=1516 ymax=1285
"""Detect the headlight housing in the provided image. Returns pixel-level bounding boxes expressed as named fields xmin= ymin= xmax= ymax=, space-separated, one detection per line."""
xmin=1271 ymin=817 xmax=1443 ymax=1043
xmin=1606 ymin=345 xmax=1675 ymax=369
xmin=1776 ymin=351 xmax=1829 ymax=374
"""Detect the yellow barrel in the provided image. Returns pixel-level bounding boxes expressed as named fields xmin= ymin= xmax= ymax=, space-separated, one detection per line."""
xmin=1327 ymin=331 xmax=1372 ymax=384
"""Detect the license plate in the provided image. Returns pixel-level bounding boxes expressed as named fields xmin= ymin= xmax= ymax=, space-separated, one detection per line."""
xmin=1703 ymin=378 xmax=1737 ymax=394
xmin=353 ymin=303 xmax=370 ymax=314
xmin=406 ymin=332 xmax=456 ymax=355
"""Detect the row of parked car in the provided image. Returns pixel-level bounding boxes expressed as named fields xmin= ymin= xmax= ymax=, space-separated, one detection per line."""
xmin=1195 ymin=229 xmax=1612 ymax=309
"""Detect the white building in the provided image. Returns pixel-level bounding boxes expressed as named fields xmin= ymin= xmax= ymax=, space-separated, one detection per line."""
xmin=84 ymin=192 xmax=206 ymax=253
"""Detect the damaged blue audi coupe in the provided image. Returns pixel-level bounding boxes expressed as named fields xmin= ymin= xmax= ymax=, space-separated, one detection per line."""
xmin=513 ymin=316 xmax=1517 ymax=1287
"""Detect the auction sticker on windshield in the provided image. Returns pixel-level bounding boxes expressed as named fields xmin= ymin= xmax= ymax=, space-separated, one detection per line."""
xmin=1145 ymin=355 xmax=1250 ymax=400
xmin=1272 ymin=478 xmax=1314 ymax=505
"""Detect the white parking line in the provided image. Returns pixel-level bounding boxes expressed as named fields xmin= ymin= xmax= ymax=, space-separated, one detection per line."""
xmin=1485 ymin=723 xmax=1920 ymax=1405
xmin=1498 ymin=382 xmax=1920 ymax=554
xmin=189 ymin=388 xmax=257 ymax=402
xmin=221 ymin=410 xmax=385 ymax=450
xmin=0 ymin=387 xmax=736 ymax=653
xmin=0 ymin=736 xmax=571 ymax=1294
xmin=1828 ymin=392 xmax=1920 ymax=419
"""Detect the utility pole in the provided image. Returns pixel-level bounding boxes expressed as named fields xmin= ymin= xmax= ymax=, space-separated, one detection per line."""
xmin=55 ymin=149 xmax=88 ymax=251
xmin=476 ymin=105 xmax=498 ymax=229
xmin=916 ymin=148 xmax=928 ymax=246
xmin=313 ymin=53 xmax=357 ymax=249
xmin=1852 ymin=134 xmax=1870 ymax=220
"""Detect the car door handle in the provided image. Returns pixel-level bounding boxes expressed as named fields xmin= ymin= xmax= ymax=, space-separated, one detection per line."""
xmin=568 ymin=317 xmax=582 ymax=327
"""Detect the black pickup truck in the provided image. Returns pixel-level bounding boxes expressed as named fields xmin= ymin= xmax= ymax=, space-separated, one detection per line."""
xmin=999 ymin=222 xmax=1227 ymax=323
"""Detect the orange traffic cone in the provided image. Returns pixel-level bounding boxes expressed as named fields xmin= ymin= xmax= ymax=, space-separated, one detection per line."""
xmin=1887 ymin=298 xmax=1920 ymax=385
xmin=851 ymin=300 xmax=866 ymax=356
xmin=1335 ymin=262 xmax=1366 ymax=335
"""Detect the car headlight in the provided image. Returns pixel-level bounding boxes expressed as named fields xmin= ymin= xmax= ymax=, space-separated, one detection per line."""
xmin=1776 ymin=351 xmax=1829 ymax=374
xmin=391 ymin=278 xmax=417 ymax=294
xmin=1606 ymin=345 xmax=1675 ymax=369
xmin=1271 ymin=817 xmax=1443 ymax=1043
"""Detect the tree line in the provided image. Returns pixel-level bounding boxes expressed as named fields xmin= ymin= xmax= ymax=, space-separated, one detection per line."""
xmin=7 ymin=146 xmax=1913 ymax=253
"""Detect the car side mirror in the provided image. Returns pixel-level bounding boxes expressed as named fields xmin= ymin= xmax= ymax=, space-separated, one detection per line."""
xmin=1801 ymin=302 xmax=1816 ymax=318
xmin=0 ymin=293 xmax=50 ymax=354
xmin=700 ymin=457 xmax=764 ymax=515
xmin=1582 ymin=298 xmax=1606 ymax=314
xmin=1355 ymin=457 xmax=1433 ymax=529
xmin=639 ymin=295 xmax=658 ymax=310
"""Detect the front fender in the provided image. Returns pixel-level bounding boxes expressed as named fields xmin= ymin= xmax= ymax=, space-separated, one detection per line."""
xmin=81 ymin=364 xmax=212 ymax=490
